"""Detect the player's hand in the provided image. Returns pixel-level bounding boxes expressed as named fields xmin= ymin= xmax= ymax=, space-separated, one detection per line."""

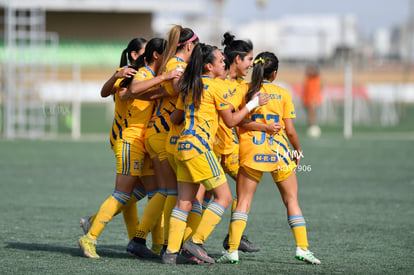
xmin=293 ymin=152 xmax=301 ymax=166
xmin=266 ymin=123 xmax=282 ymax=135
xmin=255 ymin=92 xmax=270 ymax=106
xmin=115 ymin=67 xmax=137 ymax=79
xmin=163 ymin=68 xmax=183 ymax=81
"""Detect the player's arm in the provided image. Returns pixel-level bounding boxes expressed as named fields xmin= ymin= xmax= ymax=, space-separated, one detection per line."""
xmin=119 ymin=86 xmax=170 ymax=101
xmin=129 ymin=68 xmax=182 ymax=97
xmin=284 ymin=118 xmax=301 ymax=165
xmin=101 ymin=67 xmax=136 ymax=97
xmin=170 ymin=109 xmax=185 ymax=125
xmin=238 ymin=118 xmax=282 ymax=135
xmin=219 ymin=93 xmax=270 ymax=128
xmin=119 ymin=69 xmax=182 ymax=100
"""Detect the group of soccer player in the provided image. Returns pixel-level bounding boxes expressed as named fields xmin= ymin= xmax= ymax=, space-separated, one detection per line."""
xmin=77 ymin=24 xmax=321 ymax=265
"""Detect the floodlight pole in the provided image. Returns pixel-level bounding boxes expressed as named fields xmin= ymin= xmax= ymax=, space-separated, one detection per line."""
xmin=344 ymin=62 xmax=353 ymax=139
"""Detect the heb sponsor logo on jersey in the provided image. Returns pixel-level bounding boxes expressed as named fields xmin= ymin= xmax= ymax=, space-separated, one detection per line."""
xmin=254 ymin=154 xmax=279 ymax=163
xmin=177 ymin=141 xmax=193 ymax=151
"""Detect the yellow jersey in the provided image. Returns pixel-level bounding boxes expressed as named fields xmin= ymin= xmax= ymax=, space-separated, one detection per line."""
xmin=234 ymin=81 xmax=296 ymax=172
xmin=122 ymin=65 xmax=155 ymax=150
xmin=110 ymin=67 xmax=129 ymax=147
xmin=176 ymin=76 xmax=230 ymax=161
xmin=213 ymin=76 xmax=244 ymax=155
xmin=164 ymin=57 xmax=187 ymax=154
xmin=145 ymin=56 xmax=186 ymax=139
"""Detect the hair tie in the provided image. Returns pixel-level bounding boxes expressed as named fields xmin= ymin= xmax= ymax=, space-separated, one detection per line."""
xmin=254 ymin=57 xmax=265 ymax=65
xmin=177 ymin=34 xmax=198 ymax=47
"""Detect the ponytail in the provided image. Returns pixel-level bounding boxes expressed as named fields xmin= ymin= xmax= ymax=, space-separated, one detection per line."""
xmin=159 ymin=25 xmax=198 ymax=75
xmin=179 ymin=43 xmax=217 ymax=108
xmin=159 ymin=25 xmax=182 ymax=75
xmin=119 ymin=48 xmax=129 ymax=68
xmin=246 ymin=52 xmax=279 ymax=102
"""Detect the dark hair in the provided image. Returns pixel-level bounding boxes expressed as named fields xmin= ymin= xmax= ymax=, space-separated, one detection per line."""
xmin=222 ymin=51 xmax=230 ymax=71
xmin=120 ymin=38 xmax=166 ymax=88
xmin=159 ymin=25 xmax=199 ymax=75
xmin=246 ymin=52 xmax=279 ymax=102
xmin=221 ymin=32 xmax=253 ymax=65
xmin=120 ymin=37 xmax=147 ymax=67
xmin=179 ymin=43 xmax=217 ymax=108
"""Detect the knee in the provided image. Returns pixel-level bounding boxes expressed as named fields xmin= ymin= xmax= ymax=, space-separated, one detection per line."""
xmin=176 ymin=200 xmax=193 ymax=213
xmin=221 ymin=192 xmax=233 ymax=209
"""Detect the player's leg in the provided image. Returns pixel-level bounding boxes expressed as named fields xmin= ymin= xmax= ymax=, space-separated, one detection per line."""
xmin=275 ymin=172 xmax=320 ymax=264
xmin=218 ymin=166 xmax=260 ymax=263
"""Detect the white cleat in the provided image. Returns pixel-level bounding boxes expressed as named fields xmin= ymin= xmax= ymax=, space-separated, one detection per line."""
xmin=216 ymin=250 xmax=239 ymax=264
xmin=80 ymin=216 xmax=92 ymax=234
xmin=295 ymin=247 xmax=321 ymax=264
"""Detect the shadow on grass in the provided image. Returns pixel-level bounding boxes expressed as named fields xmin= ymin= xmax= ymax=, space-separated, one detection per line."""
xmin=4 ymin=242 xmax=161 ymax=262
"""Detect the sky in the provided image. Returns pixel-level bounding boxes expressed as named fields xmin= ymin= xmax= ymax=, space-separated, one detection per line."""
xmin=200 ymin=0 xmax=412 ymax=37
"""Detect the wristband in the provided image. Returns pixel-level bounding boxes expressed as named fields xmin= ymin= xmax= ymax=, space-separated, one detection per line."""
xmin=245 ymin=96 xmax=260 ymax=112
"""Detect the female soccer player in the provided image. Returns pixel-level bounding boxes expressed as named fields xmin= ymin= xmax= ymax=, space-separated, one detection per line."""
xmin=162 ymin=43 xmax=269 ymax=264
xmin=80 ymin=37 xmax=148 ymax=241
xmin=78 ymin=38 xmax=180 ymax=259
xmin=216 ymin=32 xmax=262 ymax=253
xmin=126 ymin=25 xmax=198 ymax=257
xmin=100 ymin=37 xmax=147 ymax=98
xmin=217 ymin=52 xmax=321 ymax=264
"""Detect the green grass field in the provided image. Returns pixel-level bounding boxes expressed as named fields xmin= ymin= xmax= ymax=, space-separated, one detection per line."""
xmin=0 ymin=127 xmax=413 ymax=274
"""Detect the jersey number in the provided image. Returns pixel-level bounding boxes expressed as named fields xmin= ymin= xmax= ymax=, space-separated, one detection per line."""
xmin=251 ymin=114 xmax=279 ymax=145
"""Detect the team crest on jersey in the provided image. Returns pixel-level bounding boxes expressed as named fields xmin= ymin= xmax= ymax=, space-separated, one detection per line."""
xmin=133 ymin=161 xmax=140 ymax=170
xmin=177 ymin=64 xmax=185 ymax=71
xmin=139 ymin=71 xmax=147 ymax=78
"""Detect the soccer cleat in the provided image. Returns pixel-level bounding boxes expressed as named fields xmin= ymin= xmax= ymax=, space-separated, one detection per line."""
xmin=80 ymin=216 xmax=92 ymax=234
xmin=126 ymin=238 xmax=160 ymax=259
xmin=78 ymin=234 xmax=99 ymax=258
xmin=151 ymin=244 xmax=164 ymax=255
xmin=216 ymin=250 xmax=239 ymax=264
xmin=180 ymin=248 xmax=202 ymax=264
xmin=183 ymin=238 xmax=214 ymax=264
xmin=223 ymin=234 xmax=261 ymax=252
xmin=295 ymin=247 xmax=321 ymax=264
xmin=162 ymin=250 xmax=199 ymax=265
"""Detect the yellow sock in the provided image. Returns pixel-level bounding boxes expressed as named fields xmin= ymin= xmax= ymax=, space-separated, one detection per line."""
xmin=151 ymin=213 xmax=164 ymax=247
xmin=122 ymin=195 xmax=138 ymax=240
xmin=134 ymin=192 xmax=166 ymax=239
xmin=288 ymin=215 xmax=308 ymax=250
xmin=192 ymin=201 xmax=225 ymax=244
xmin=163 ymin=190 xmax=177 ymax=244
xmin=183 ymin=202 xmax=202 ymax=243
xmin=89 ymin=214 xmax=96 ymax=224
xmin=231 ymin=197 xmax=237 ymax=214
xmin=167 ymin=208 xmax=188 ymax=253
xmin=122 ymin=187 xmax=147 ymax=240
xmin=88 ymin=191 xmax=131 ymax=240
xmin=228 ymin=211 xmax=248 ymax=252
